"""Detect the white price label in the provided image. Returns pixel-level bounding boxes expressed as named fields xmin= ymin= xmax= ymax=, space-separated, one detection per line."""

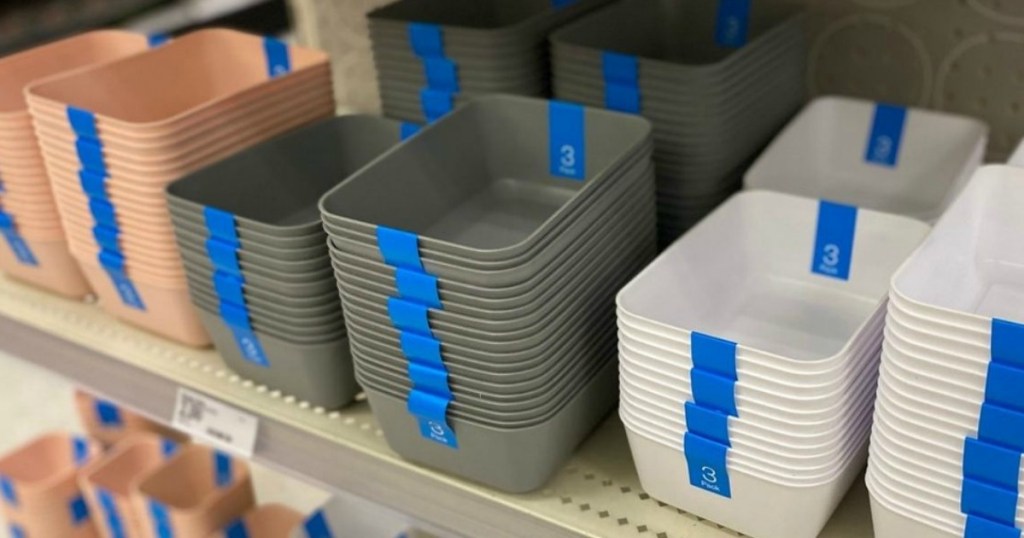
xmin=172 ymin=388 xmax=258 ymax=457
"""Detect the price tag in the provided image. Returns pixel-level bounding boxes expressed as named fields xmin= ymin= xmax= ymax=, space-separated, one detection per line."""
xmin=172 ymin=388 xmax=258 ymax=457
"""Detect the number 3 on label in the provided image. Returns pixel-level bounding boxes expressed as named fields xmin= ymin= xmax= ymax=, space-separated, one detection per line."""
xmin=822 ymin=244 xmax=840 ymax=268
xmin=701 ymin=465 xmax=718 ymax=485
xmin=560 ymin=144 xmax=576 ymax=169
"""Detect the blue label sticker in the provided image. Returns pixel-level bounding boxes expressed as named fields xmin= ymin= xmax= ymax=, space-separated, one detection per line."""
xmin=304 ymin=510 xmax=334 ymax=538
xmin=551 ymin=0 xmax=578 ymax=7
xmin=395 ymin=267 xmax=441 ymax=308
xmin=683 ymin=433 xmax=731 ymax=498
xmin=100 ymin=258 xmax=146 ymax=311
xmin=605 ymin=83 xmax=641 ymax=114
xmin=79 ymin=169 xmax=107 ymax=197
xmin=864 ymin=103 xmax=907 ymax=167
xmin=89 ymin=198 xmax=117 ymax=228
xmin=206 ymin=237 xmax=242 ymax=275
xmin=263 ymin=37 xmax=291 ymax=78
xmin=72 ymin=436 xmax=89 ymax=466
xmin=387 ymin=297 xmax=434 ymax=337
xmin=984 ymin=362 xmax=1024 ymax=414
xmin=399 ymin=331 xmax=444 ymax=367
xmin=992 ymin=318 xmax=1024 ymax=369
xmin=962 ymin=438 xmax=1021 ymax=492
xmin=715 ymin=0 xmax=751 ymax=48
xmin=69 ymin=494 xmax=90 ymax=525
xmin=811 ymin=200 xmax=858 ymax=281
xmin=215 ymin=451 xmax=232 ymax=488
xmin=420 ymin=88 xmax=454 ymax=123
xmin=0 ymin=476 xmax=16 ymax=506
xmin=161 ymin=439 xmax=178 ymax=458
xmin=965 ymin=515 xmax=1021 ymax=538
xmin=690 ymin=369 xmax=738 ymax=417
xmin=376 ymin=226 xmax=422 ymax=270
xmin=98 ymin=489 xmax=127 ymax=538
xmin=225 ymin=519 xmax=249 ymax=538
xmin=148 ymin=501 xmax=174 ymax=538
xmin=407 ymin=389 xmax=458 ymax=449
xmin=978 ymin=403 xmax=1024 ymax=452
xmin=423 ymin=57 xmax=459 ymax=93
xmin=213 ymin=271 xmax=246 ymax=305
xmin=684 ymin=402 xmax=731 ymax=447
xmin=691 ymin=332 xmax=738 ymax=380
xmin=602 ymin=52 xmax=639 ymax=85
xmin=400 ymin=122 xmax=422 ymax=141
xmin=67 ymin=107 xmax=98 ymax=138
xmin=549 ymin=100 xmax=586 ymax=180
xmin=148 ymin=34 xmax=170 ymax=47
xmin=75 ymin=137 xmax=106 ymax=171
xmin=1 ymin=228 xmax=38 ymax=266
xmin=9 ymin=524 xmax=24 ymax=538
xmin=961 ymin=478 xmax=1017 ymax=527
xmin=228 ymin=324 xmax=271 ymax=367
xmin=409 ymin=23 xmax=444 ymax=58
xmin=95 ymin=399 xmax=123 ymax=427
xmin=203 ymin=207 xmax=238 ymax=243
xmin=93 ymin=225 xmax=120 ymax=252
xmin=408 ymin=362 xmax=452 ymax=398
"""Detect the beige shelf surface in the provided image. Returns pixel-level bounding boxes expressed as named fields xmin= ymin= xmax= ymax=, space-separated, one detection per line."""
xmin=0 ymin=275 xmax=871 ymax=538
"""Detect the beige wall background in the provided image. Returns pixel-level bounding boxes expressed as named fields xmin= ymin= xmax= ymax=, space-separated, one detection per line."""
xmin=289 ymin=0 xmax=1024 ymax=159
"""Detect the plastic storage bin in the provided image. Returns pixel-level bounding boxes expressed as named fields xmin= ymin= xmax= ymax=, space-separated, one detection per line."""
xmin=745 ymin=96 xmax=988 ymax=222
xmin=132 ymin=444 xmax=254 ymax=538
xmin=0 ymin=30 xmax=149 ymax=298
xmin=208 ymin=504 xmax=304 ymax=538
xmin=0 ymin=432 xmax=103 ymax=538
xmin=368 ymin=0 xmax=613 ymax=123
xmin=550 ymin=0 xmax=807 ymax=244
xmin=617 ymin=190 xmax=929 ymax=538
xmin=320 ymin=95 xmax=656 ymax=492
xmin=165 ymin=115 xmax=404 ymax=408
xmin=25 ymin=28 xmax=334 ymax=346
xmin=867 ymin=166 xmax=1024 ymax=537
xmin=79 ymin=434 xmax=184 ymax=538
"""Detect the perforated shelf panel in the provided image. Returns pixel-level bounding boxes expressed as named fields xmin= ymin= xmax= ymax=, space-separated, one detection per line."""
xmin=0 ymin=274 xmax=872 ymax=537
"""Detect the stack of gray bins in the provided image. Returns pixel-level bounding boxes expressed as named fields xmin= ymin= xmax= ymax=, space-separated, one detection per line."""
xmin=367 ymin=0 xmax=614 ymax=124
xmin=166 ymin=116 xmax=403 ymax=409
xmin=319 ymin=95 xmax=656 ymax=492
xmin=550 ymin=0 xmax=807 ymax=245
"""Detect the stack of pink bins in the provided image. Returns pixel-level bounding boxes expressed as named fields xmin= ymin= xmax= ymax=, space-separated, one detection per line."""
xmin=25 ymin=28 xmax=335 ymax=346
xmin=0 ymin=30 xmax=151 ymax=299
xmin=0 ymin=432 xmax=103 ymax=538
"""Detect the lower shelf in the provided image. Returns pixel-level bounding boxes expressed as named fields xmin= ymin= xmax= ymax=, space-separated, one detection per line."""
xmin=0 ymin=274 xmax=873 ymax=538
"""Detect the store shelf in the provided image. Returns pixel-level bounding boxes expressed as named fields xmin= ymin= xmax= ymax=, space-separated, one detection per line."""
xmin=0 ymin=274 xmax=872 ymax=538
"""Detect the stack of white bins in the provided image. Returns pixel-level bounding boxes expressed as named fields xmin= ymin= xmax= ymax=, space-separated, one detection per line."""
xmin=617 ymin=190 xmax=929 ymax=538
xmin=868 ymin=166 xmax=1024 ymax=538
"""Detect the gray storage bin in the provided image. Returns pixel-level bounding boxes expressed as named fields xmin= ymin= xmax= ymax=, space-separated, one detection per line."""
xmin=319 ymin=96 xmax=652 ymax=260
xmin=322 ymin=145 xmax=652 ymax=269
xmin=360 ymin=358 xmax=617 ymax=493
xmin=167 ymin=115 xmax=403 ymax=237
xmin=199 ymin=310 xmax=358 ymax=409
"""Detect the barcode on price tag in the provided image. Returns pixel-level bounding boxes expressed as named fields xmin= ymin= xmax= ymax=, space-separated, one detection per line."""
xmin=172 ymin=388 xmax=258 ymax=458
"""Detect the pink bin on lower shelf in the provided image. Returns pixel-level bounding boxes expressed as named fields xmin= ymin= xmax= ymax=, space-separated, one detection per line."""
xmin=132 ymin=444 xmax=254 ymax=538
xmin=79 ymin=434 xmax=186 ymax=538
xmin=207 ymin=504 xmax=305 ymax=538
xmin=0 ymin=432 xmax=103 ymax=537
